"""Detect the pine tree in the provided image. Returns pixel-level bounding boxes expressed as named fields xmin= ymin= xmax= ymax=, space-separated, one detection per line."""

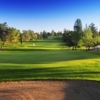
xmin=74 ymin=19 xmax=82 ymax=33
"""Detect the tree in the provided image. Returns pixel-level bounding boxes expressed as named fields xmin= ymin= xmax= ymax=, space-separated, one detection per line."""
xmin=74 ymin=19 xmax=82 ymax=33
xmin=34 ymin=33 xmax=40 ymax=40
xmin=62 ymin=29 xmax=74 ymax=49
xmin=93 ymin=36 xmax=100 ymax=46
xmin=72 ymin=19 xmax=83 ymax=49
xmin=89 ymin=23 xmax=100 ymax=46
xmin=51 ymin=30 xmax=55 ymax=36
xmin=40 ymin=32 xmax=43 ymax=39
xmin=62 ymin=29 xmax=69 ymax=42
xmin=82 ymin=25 xmax=94 ymax=50
xmin=5 ymin=28 xmax=20 ymax=45
xmin=71 ymin=31 xmax=82 ymax=49
xmin=42 ymin=30 xmax=48 ymax=39
xmin=22 ymin=30 xmax=31 ymax=41
xmin=89 ymin=23 xmax=99 ymax=38
xmin=27 ymin=30 xmax=35 ymax=40
xmin=20 ymin=33 xmax=23 ymax=44
xmin=0 ymin=39 xmax=2 ymax=49
xmin=47 ymin=32 xmax=51 ymax=36
xmin=0 ymin=22 xmax=8 ymax=49
xmin=99 ymin=31 xmax=100 ymax=36
xmin=57 ymin=31 xmax=62 ymax=36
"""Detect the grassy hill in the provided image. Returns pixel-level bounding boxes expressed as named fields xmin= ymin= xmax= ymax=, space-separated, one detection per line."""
xmin=0 ymin=36 xmax=100 ymax=81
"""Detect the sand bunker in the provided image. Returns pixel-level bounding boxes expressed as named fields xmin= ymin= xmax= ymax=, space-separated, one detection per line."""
xmin=0 ymin=80 xmax=100 ymax=100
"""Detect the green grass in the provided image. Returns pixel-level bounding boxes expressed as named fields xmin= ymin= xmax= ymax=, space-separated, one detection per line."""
xmin=0 ymin=36 xmax=100 ymax=81
xmin=4 ymin=36 xmax=66 ymax=50
xmin=0 ymin=50 xmax=100 ymax=81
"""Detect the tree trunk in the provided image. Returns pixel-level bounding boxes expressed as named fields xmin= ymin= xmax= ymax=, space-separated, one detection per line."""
xmin=68 ymin=46 xmax=70 ymax=50
xmin=75 ymin=46 xmax=77 ymax=50
xmin=88 ymin=46 xmax=90 ymax=50
xmin=21 ymin=40 xmax=22 ymax=44
xmin=0 ymin=41 xmax=5 ymax=50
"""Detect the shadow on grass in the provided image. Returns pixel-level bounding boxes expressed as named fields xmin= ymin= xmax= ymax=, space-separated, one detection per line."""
xmin=0 ymin=50 xmax=100 ymax=64
xmin=0 ymin=67 xmax=100 ymax=81
xmin=3 ymin=48 xmax=53 ymax=51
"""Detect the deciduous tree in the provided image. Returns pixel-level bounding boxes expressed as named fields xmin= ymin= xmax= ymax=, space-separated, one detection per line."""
xmin=0 ymin=22 xmax=8 ymax=49
xmin=82 ymin=25 xmax=94 ymax=50
xmin=5 ymin=28 xmax=20 ymax=45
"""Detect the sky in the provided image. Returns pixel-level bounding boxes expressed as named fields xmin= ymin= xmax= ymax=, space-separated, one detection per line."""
xmin=0 ymin=0 xmax=100 ymax=33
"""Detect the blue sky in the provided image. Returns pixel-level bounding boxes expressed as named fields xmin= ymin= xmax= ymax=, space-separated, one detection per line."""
xmin=0 ymin=0 xmax=100 ymax=33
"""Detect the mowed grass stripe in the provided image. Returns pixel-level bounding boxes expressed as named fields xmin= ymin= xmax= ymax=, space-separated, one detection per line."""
xmin=0 ymin=50 xmax=100 ymax=81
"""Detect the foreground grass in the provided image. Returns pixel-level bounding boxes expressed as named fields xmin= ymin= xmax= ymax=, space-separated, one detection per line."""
xmin=0 ymin=50 xmax=100 ymax=81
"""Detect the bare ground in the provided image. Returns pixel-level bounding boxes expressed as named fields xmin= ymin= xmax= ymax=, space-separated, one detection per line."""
xmin=0 ymin=80 xmax=100 ymax=100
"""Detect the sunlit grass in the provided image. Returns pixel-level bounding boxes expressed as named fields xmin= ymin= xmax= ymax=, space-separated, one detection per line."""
xmin=0 ymin=50 xmax=100 ymax=81
xmin=4 ymin=36 xmax=66 ymax=50
xmin=4 ymin=41 xmax=66 ymax=49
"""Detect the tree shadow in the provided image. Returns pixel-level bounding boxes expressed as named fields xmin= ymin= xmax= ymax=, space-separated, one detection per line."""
xmin=62 ymin=80 xmax=100 ymax=100
xmin=0 ymin=50 xmax=100 ymax=64
xmin=0 ymin=67 xmax=100 ymax=81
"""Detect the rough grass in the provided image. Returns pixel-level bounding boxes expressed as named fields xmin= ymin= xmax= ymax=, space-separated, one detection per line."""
xmin=0 ymin=50 xmax=100 ymax=81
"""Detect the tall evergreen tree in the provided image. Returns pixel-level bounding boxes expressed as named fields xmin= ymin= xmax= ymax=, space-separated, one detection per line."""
xmin=62 ymin=29 xmax=72 ymax=48
xmin=89 ymin=23 xmax=99 ymax=38
xmin=73 ymin=19 xmax=83 ymax=49
xmin=74 ymin=19 xmax=82 ymax=33
xmin=42 ymin=30 xmax=48 ymax=39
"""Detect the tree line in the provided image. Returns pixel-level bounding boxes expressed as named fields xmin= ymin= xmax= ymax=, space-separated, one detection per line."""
xmin=0 ymin=22 xmax=62 ymax=49
xmin=0 ymin=19 xmax=100 ymax=50
xmin=62 ymin=19 xmax=100 ymax=50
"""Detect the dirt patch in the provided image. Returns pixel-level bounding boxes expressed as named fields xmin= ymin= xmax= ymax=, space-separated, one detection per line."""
xmin=0 ymin=80 xmax=100 ymax=100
